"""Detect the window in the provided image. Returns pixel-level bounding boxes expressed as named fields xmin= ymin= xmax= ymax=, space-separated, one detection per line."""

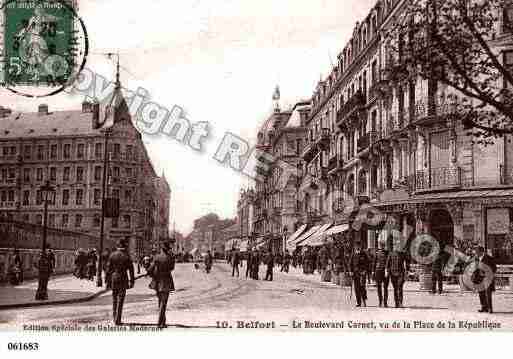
xmin=0 ymin=191 xmax=5 ymax=202
xmin=113 ymin=167 xmax=120 ymax=182
xmin=112 ymin=189 xmax=120 ymax=199
xmin=504 ymin=51 xmax=513 ymax=89
xmin=24 ymin=145 xmax=31 ymax=159
xmin=125 ymin=167 xmax=132 ymax=178
xmin=113 ymin=143 xmax=121 ymax=158
xmin=49 ymin=167 xmax=57 ymax=181
xmin=504 ymin=6 xmax=513 ymax=33
xmin=63 ymin=144 xmax=71 ymax=159
xmin=95 ymin=143 xmax=103 ymax=158
xmin=75 ymin=214 xmax=82 ymax=228
xmin=8 ymin=190 xmax=14 ymax=202
xmin=23 ymin=168 xmax=30 ymax=182
xmin=62 ymin=189 xmax=69 ymax=205
xmin=126 ymin=145 xmax=133 ymax=160
xmin=93 ymin=214 xmax=101 ymax=227
xmin=63 ymin=167 xmax=70 ymax=181
xmin=77 ymin=143 xmax=85 ymax=159
xmin=76 ymin=167 xmax=84 ymax=182
xmin=94 ymin=166 xmax=102 ymax=181
xmin=94 ymin=189 xmax=101 ymax=205
xmin=111 ymin=217 xmax=118 ymax=228
xmin=37 ymin=145 xmax=45 ymax=160
xmin=76 ymin=189 xmax=83 ymax=205
xmin=50 ymin=144 xmax=57 ymax=159
xmin=36 ymin=168 xmax=43 ymax=181
xmin=10 ymin=146 xmax=16 ymax=155
xmin=36 ymin=190 xmax=42 ymax=205
xmin=62 ymin=214 xmax=69 ymax=227
xmin=22 ymin=190 xmax=30 ymax=205
xmin=49 ymin=214 xmax=55 ymax=228
xmin=36 ymin=214 xmax=43 ymax=225
xmin=125 ymin=189 xmax=132 ymax=203
xmin=2 ymin=147 xmax=8 ymax=156
xmin=1 ymin=169 xmax=6 ymax=181
xmin=22 ymin=214 xmax=29 ymax=222
xmin=123 ymin=215 xmax=131 ymax=228
xmin=371 ymin=60 xmax=378 ymax=85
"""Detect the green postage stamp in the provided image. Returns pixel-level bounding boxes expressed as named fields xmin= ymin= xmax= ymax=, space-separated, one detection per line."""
xmin=1 ymin=0 xmax=74 ymax=87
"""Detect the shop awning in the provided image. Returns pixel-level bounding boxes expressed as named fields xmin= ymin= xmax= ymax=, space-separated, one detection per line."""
xmin=287 ymin=224 xmax=307 ymax=245
xmin=292 ymin=225 xmax=322 ymax=247
xmin=190 ymin=248 xmax=198 ymax=255
xmin=302 ymin=223 xmax=333 ymax=247
xmin=324 ymin=224 xmax=350 ymax=236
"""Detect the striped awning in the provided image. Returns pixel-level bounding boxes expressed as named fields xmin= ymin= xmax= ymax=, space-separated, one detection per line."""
xmin=324 ymin=224 xmax=350 ymax=236
xmin=287 ymin=224 xmax=307 ymax=245
xmin=301 ymin=223 xmax=333 ymax=247
xmin=292 ymin=225 xmax=322 ymax=247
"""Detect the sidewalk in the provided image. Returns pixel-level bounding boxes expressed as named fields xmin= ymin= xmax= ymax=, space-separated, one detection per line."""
xmin=281 ymin=266 xmax=513 ymax=295
xmin=0 ymin=274 xmax=109 ymax=310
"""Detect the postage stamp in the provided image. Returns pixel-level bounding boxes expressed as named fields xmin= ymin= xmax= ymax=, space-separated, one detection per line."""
xmin=0 ymin=0 xmax=88 ymax=97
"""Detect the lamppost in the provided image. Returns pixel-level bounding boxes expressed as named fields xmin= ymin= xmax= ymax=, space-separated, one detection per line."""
xmin=35 ymin=181 xmax=55 ymax=300
xmin=282 ymin=226 xmax=289 ymax=256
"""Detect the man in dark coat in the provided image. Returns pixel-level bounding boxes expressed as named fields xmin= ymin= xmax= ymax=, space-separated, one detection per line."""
xmin=473 ymin=246 xmax=497 ymax=314
xmin=232 ymin=248 xmax=241 ymax=277
xmin=13 ymin=248 xmax=23 ymax=283
xmin=431 ymin=245 xmax=447 ymax=294
xmin=47 ymin=249 xmax=56 ymax=274
xmin=34 ymin=251 xmax=52 ymax=300
xmin=251 ymin=249 xmax=260 ymax=280
xmin=265 ymin=251 xmax=274 ymax=281
xmin=386 ymin=241 xmax=409 ymax=308
xmin=204 ymin=250 xmax=213 ymax=273
xmin=106 ymin=238 xmax=135 ymax=325
xmin=101 ymin=248 xmax=111 ymax=288
xmin=349 ymin=241 xmax=370 ymax=307
xmin=281 ymin=250 xmax=291 ymax=273
xmin=148 ymin=241 xmax=175 ymax=328
xmin=373 ymin=241 xmax=389 ymax=307
xmin=245 ymin=249 xmax=253 ymax=279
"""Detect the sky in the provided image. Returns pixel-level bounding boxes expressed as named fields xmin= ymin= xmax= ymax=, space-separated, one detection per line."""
xmin=1 ymin=0 xmax=376 ymax=234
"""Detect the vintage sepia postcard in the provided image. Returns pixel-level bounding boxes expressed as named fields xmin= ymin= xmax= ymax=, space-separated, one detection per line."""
xmin=0 ymin=0 xmax=513 ymax=356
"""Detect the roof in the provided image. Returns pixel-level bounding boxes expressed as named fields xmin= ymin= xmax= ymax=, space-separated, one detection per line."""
xmin=0 ymin=110 xmax=99 ymax=138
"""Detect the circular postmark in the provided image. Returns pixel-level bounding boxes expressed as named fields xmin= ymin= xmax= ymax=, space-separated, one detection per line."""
xmin=0 ymin=0 xmax=89 ymax=97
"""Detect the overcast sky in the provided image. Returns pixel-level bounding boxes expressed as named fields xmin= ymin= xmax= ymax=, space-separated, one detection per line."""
xmin=1 ymin=0 xmax=376 ymax=234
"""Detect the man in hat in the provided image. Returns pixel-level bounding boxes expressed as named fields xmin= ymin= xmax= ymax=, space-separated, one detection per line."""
xmin=373 ymin=241 xmax=390 ymax=307
xmin=106 ymin=238 xmax=135 ymax=325
xmin=473 ymin=246 xmax=497 ymax=313
xmin=232 ymin=247 xmax=241 ymax=277
xmin=148 ymin=241 xmax=175 ymax=328
xmin=245 ymin=248 xmax=253 ymax=279
xmin=386 ymin=237 xmax=409 ymax=308
xmin=265 ymin=250 xmax=274 ymax=281
xmin=349 ymin=241 xmax=370 ymax=307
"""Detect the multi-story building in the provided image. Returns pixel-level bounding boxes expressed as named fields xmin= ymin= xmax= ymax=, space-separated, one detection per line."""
xmin=292 ymin=0 xmax=513 ymax=268
xmin=0 ymin=78 xmax=170 ymax=259
xmin=236 ymin=188 xmax=255 ymax=245
xmin=253 ymin=89 xmax=311 ymax=252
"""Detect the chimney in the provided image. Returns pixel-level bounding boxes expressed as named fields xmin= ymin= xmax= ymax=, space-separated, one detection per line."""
xmin=82 ymin=101 xmax=92 ymax=113
xmin=92 ymin=102 xmax=101 ymax=129
xmin=38 ymin=104 xmax=49 ymax=115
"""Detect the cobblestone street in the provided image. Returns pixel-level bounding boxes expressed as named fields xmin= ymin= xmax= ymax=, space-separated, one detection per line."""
xmin=1 ymin=263 xmax=512 ymax=331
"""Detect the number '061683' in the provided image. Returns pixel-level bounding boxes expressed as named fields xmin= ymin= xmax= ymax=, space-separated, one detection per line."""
xmin=7 ymin=342 xmax=39 ymax=351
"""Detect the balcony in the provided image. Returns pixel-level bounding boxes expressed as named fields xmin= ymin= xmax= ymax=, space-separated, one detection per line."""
xmin=415 ymin=167 xmax=462 ymax=191
xmin=301 ymin=140 xmax=317 ymax=162
xmin=314 ymin=128 xmax=331 ymax=149
xmin=336 ymin=91 xmax=366 ymax=125
xmin=414 ymin=97 xmax=459 ymax=123
xmin=357 ymin=133 xmax=370 ymax=153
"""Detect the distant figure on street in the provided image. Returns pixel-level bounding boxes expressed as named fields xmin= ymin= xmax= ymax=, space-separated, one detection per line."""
xmin=13 ymin=248 xmax=23 ymax=283
xmin=101 ymin=248 xmax=111 ymax=288
xmin=373 ymin=241 xmax=389 ymax=307
xmin=386 ymin=239 xmax=409 ymax=308
xmin=251 ymin=249 xmax=260 ymax=280
xmin=232 ymin=248 xmax=241 ymax=277
xmin=148 ymin=241 xmax=175 ymax=328
xmin=281 ymin=250 xmax=291 ymax=273
xmin=246 ymin=249 xmax=253 ymax=278
xmin=106 ymin=238 xmax=135 ymax=325
xmin=204 ymin=250 xmax=213 ymax=274
xmin=34 ymin=251 xmax=52 ymax=300
xmin=265 ymin=251 xmax=274 ymax=281
xmin=47 ymin=248 xmax=56 ymax=274
xmin=350 ymin=241 xmax=370 ymax=308
xmin=87 ymin=249 xmax=97 ymax=281
xmin=431 ymin=245 xmax=447 ymax=295
xmin=473 ymin=246 xmax=497 ymax=314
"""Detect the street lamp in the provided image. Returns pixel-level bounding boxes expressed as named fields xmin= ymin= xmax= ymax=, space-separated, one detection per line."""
xmin=35 ymin=181 xmax=55 ymax=300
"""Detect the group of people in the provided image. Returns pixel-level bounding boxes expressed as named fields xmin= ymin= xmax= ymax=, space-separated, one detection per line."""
xmin=227 ymin=248 xmax=293 ymax=281
xmin=74 ymin=248 xmax=98 ymax=281
xmin=7 ymin=248 xmax=56 ymax=287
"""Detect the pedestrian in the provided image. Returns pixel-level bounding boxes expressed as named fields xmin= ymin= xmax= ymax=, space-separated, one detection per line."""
xmin=281 ymin=250 xmax=291 ymax=273
xmin=148 ymin=241 xmax=175 ymax=328
xmin=13 ymin=248 xmax=23 ymax=283
xmin=367 ymin=249 xmax=375 ymax=284
xmin=246 ymin=249 xmax=253 ymax=279
xmin=265 ymin=251 xmax=274 ymax=281
xmin=373 ymin=241 xmax=389 ymax=307
xmin=319 ymin=245 xmax=329 ymax=281
xmin=473 ymin=246 xmax=497 ymax=314
xmin=204 ymin=250 xmax=213 ymax=274
xmin=87 ymin=249 xmax=97 ymax=281
xmin=431 ymin=244 xmax=447 ymax=295
xmin=106 ymin=238 xmax=135 ymax=325
xmin=101 ymin=248 xmax=111 ymax=288
xmin=251 ymin=249 xmax=260 ymax=280
xmin=34 ymin=251 xmax=52 ymax=300
xmin=349 ymin=241 xmax=370 ymax=308
xmin=386 ymin=239 xmax=409 ymax=308
xmin=232 ymin=248 xmax=241 ymax=277
xmin=47 ymin=248 xmax=56 ymax=274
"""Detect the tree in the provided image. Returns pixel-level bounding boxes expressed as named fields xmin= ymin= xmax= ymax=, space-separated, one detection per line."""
xmin=386 ymin=0 xmax=513 ymax=143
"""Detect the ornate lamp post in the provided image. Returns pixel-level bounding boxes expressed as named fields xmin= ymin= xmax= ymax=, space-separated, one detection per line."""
xmin=35 ymin=181 xmax=55 ymax=300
